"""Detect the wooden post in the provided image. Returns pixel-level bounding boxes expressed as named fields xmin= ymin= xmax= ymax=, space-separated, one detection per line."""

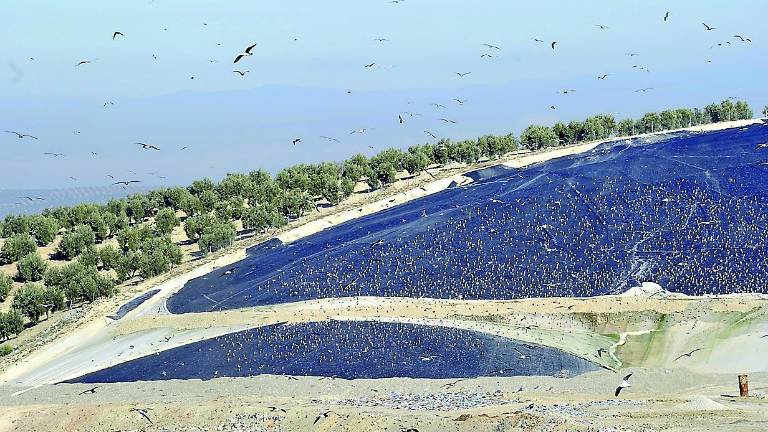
xmin=738 ymin=374 xmax=749 ymax=397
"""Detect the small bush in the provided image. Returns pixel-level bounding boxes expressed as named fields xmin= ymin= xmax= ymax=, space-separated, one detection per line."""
xmin=0 ymin=344 xmax=13 ymax=356
xmin=16 ymin=253 xmax=48 ymax=282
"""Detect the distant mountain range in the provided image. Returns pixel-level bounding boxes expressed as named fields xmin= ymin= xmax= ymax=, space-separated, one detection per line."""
xmin=0 ymin=185 xmax=159 ymax=218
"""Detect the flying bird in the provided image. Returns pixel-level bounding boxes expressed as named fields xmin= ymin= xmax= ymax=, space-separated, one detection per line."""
xmin=454 ymin=72 xmax=471 ymax=77
xmin=480 ymin=53 xmax=494 ymax=58
xmin=319 ymin=136 xmax=340 ymax=143
xmin=634 ymin=87 xmax=654 ymax=93
xmin=313 ymin=411 xmax=335 ymax=425
xmin=112 ymin=31 xmax=124 ymax=39
xmin=79 ymin=386 xmax=99 ymax=395
xmin=702 ymin=23 xmax=716 ymax=31
xmin=663 ymin=11 xmax=670 ymax=22
xmin=482 ymin=43 xmax=501 ymax=50
xmin=373 ymin=38 xmax=389 ymax=42
xmin=673 ymin=348 xmax=703 ymax=361
xmin=43 ymin=152 xmax=66 ymax=157
xmin=597 ymin=74 xmax=610 ymax=80
xmin=292 ymin=138 xmax=301 ymax=145
xmin=233 ymin=70 xmax=249 ymax=76
xmin=596 ymin=347 xmax=607 ymax=358
xmin=75 ymin=59 xmax=93 ymax=67
xmin=113 ymin=180 xmax=141 ymax=186
xmin=135 ymin=142 xmax=160 ymax=150
xmin=755 ymin=142 xmax=768 ymax=150
xmin=549 ymin=105 xmax=557 ymax=110
xmin=453 ymin=99 xmax=466 ymax=104
xmin=430 ymin=103 xmax=447 ymax=109
xmin=130 ymin=408 xmax=153 ymax=424
xmin=350 ymin=128 xmax=368 ymax=135
xmin=560 ymin=89 xmax=576 ymax=94
xmin=595 ymin=24 xmax=609 ymax=30
xmin=614 ymin=373 xmax=632 ymax=397
xmin=438 ymin=118 xmax=457 ymax=124
xmin=532 ymin=38 xmax=544 ymax=43
xmin=4 ymin=130 xmax=37 ymax=139
xmin=734 ymin=34 xmax=752 ymax=42
xmin=233 ymin=43 xmax=257 ymax=63
xmin=551 ymin=41 xmax=557 ymax=49
xmin=364 ymin=62 xmax=376 ymax=68
xmin=398 ymin=114 xmax=404 ymax=124
xmin=424 ymin=130 xmax=437 ymax=139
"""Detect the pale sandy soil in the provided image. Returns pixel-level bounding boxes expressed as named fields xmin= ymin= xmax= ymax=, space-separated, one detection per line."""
xmin=0 ymin=119 xmax=765 ymax=431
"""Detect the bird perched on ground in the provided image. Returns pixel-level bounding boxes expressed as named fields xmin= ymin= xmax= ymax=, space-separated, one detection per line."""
xmin=78 ymin=386 xmax=99 ymax=395
xmin=234 ymin=43 xmax=258 ymax=63
xmin=702 ymin=23 xmax=716 ymax=31
xmin=615 ymin=373 xmax=632 ymax=396
xmin=674 ymin=348 xmax=703 ymax=361
xmin=136 ymin=142 xmax=160 ymax=150
xmin=4 ymin=130 xmax=37 ymax=139
xmin=112 ymin=31 xmax=124 ymax=39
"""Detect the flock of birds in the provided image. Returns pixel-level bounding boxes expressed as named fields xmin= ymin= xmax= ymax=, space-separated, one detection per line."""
xmin=2 ymin=7 xmax=756 ymax=195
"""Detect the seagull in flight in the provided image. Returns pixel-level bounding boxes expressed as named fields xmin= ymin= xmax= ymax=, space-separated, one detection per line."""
xmin=364 ymin=62 xmax=376 ymax=68
xmin=292 ymin=138 xmax=301 ymax=145
xmin=424 ymin=130 xmax=437 ymax=139
xmin=79 ymin=386 xmax=100 ymax=395
xmin=634 ymin=87 xmax=654 ymax=93
xmin=44 ymin=152 xmax=66 ymax=157
xmin=595 ymin=24 xmax=609 ymax=30
xmin=615 ymin=373 xmax=632 ymax=397
xmin=233 ymin=70 xmax=249 ymax=76
xmin=350 ymin=128 xmax=368 ymax=134
xmin=398 ymin=114 xmax=405 ymax=124
xmin=453 ymin=98 xmax=467 ymax=104
xmin=430 ymin=103 xmax=447 ymax=109
xmin=482 ymin=43 xmax=501 ymax=50
xmin=734 ymin=34 xmax=752 ymax=43
xmin=373 ymin=37 xmax=389 ymax=42
xmin=135 ymin=142 xmax=160 ymax=151
xmin=755 ymin=142 xmax=768 ymax=150
xmin=438 ymin=118 xmax=456 ymax=124
xmin=319 ymin=136 xmax=340 ymax=143
xmin=233 ymin=42 xmax=258 ymax=63
xmin=4 ymin=130 xmax=37 ymax=139
xmin=532 ymin=38 xmax=544 ymax=43
xmin=112 ymin=31 xmax=124 ymax=40
xmin=75 ymin=59 xmax=95 ymax=67
xmin=560 ymin=89 xmax=576 ymax=94
xmin=597 ymin=74 xmax=610 ymax=80
xmin=480 ymin=53 xmax=494 ymax=58
xmin=551 ymin=41 xmax=557 ymax=49
xmin=702 ymin=23 xmax=716 ymax=31
xmin=663 ymin=11 xmax=670 ymax=22
xmin=454 ymin=71 xmax=471 ymax=77
xmin=113 ymin=180 xmax=141 ymax=186
xmin=673 ymin=348 xmax=703 ymax=361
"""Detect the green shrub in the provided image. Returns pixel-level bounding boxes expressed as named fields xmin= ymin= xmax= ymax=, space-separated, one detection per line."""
xmin=154 ymin=208 xmax=180 ymax=235
xmin=16 ymin=253 xmax=48 ymax=282
xmin=56 ymin=225 xmax=96 ymax=259
xmin=0 ymin=310 xmax=24 ymax=341
xmin=0 ymin=344 xmax=13 ymax=356
xmin=0 ymin=234 xmax=37 ymax=264
xmin=0 ymin=273 xmax=12 ymax=301
xmin=12 ymin=283 xmax=64 ymax=323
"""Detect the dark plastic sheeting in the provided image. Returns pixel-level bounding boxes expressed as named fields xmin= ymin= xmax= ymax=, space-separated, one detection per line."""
xmin=67 ymin=321 xmax=599 ymax=382
xmin=167 ymin=124 xmax=768 ymax=313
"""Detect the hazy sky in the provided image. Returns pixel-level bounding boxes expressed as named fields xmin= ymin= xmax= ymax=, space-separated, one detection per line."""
xmin=1 ymin=0 xmax=766 ymax=189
